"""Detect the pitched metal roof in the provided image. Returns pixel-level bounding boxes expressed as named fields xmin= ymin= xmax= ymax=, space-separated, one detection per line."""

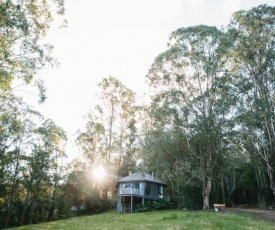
xmin=118 ymin=172 xmax=166 ymax=185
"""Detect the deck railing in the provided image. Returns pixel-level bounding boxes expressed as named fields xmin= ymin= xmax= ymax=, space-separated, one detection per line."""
xmin=119 ymin=188 xmax=145 ymax=196
xmin=119 ymin=188 xmax=170 ymax=201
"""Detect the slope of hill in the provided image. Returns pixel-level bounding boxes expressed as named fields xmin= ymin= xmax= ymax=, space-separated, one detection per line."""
xmin=9 ymin=209 xmax=275 ymax=230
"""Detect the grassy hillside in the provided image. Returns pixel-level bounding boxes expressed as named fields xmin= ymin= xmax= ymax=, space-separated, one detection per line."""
xmin=10 ymin=209 xmax=274 ymax=230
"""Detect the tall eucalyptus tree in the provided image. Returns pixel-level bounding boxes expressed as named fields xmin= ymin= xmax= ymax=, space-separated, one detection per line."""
xmin=26 ymin=119 xmax=66 ymax=224
xmin=0 ymin=0 xmax=65 ymax=103
xmin=0 ymin=1 xmax=68 ymax=227
xmin=145 ymin=25 xmax=235 ymax=209
xmin=226 ymin=4 xmax=275 ymax=199
xmin=96 ymin=76 xmax=137 ymax=167
xmin=76 ymin=76 xmax=138 ymax=180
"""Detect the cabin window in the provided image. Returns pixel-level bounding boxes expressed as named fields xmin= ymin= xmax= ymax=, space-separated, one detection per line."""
xmin=139 ymin=182 xmax=144 ymax=190
xmin=122 ymin=182 xmax=140 ymax=189
xmin=158 ymin=185 xmax=163 ymax=198
xmin=145 ymin=182 xmax=151 ymax=195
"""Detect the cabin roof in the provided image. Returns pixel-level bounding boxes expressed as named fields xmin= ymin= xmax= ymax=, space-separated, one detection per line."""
xmin=118 ymin=172 xmax=166 ymax=185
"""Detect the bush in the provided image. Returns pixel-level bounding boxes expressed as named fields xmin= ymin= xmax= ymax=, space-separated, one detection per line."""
xmin=79 ymin=198 xmax=115 ymax=215
xmin=135 ymin=200 xmax=173 ymax=213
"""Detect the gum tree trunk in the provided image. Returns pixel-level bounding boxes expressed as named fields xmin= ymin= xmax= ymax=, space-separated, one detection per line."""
xmin=203 ymin=177 xmax=212 ymax=210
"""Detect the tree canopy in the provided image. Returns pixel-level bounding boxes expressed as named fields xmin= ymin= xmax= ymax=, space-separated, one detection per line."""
xmin=1 ymin=3 xmax=275 ymax=228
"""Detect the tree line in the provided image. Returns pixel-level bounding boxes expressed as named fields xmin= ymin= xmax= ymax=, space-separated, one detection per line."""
xmin=0 ymin=2 xmax=275 ymax=228
xmin=142 ymin=4 xmax=275 ymax=210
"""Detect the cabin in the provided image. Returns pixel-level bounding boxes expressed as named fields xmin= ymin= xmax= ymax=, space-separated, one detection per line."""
xmin=117 ymin=172 xmax=170 ymax=213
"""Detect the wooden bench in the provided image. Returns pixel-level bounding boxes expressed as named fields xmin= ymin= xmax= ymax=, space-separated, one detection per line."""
xmin=213 ymin=204 xmax=225 ymax=210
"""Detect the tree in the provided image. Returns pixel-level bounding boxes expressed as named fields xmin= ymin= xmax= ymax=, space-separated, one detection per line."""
xmin=0 ymin=115 xmax=66 ymax=228
xmin=77 ymin=76 xmax=139 ymax=177
xmin=26 ymin=119 xmax=66 ymax=224
xmin=145 ymin=25 xmax=235 ymax=209
xmin=0 ymin=1 xmax=68 ymax=227
xmin=0 ymin=98 xmax=41 ymax=228
xmin=0 ymin=0 xmax=65 ymax=103
xmin=226 ymin=4 xmax=275 ymax=199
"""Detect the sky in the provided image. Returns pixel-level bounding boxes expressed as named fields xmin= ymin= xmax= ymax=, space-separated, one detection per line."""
xmin=27 ymin=0 xmax=275 ymax=159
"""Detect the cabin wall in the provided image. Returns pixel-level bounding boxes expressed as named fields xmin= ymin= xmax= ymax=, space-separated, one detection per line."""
xmin=151 ymin=183 xmax=158 ymax=197
xmin=118 ymin=182 xmax=164 ymax=200
xmin=117 ymin=181 xmax=167 ymax=213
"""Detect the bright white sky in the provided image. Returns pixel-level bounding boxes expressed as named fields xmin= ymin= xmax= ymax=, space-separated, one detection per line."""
xmin=28 ymin=0 xmax=275 ymax=159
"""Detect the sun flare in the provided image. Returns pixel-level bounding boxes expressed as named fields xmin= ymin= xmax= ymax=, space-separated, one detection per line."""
xmin=93 ymin=165 xmax=106 ymax=180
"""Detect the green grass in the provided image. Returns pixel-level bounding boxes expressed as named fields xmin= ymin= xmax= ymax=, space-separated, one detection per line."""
xmin=9 ymin=209 xmax=274 ymax=230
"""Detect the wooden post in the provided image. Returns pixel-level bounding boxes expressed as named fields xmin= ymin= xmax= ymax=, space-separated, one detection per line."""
xmin=131 ymin=195 xmax=133 ymax=213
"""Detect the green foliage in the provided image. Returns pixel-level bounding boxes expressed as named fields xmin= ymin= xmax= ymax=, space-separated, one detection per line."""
xmin=80 ymin=198 xmax=115 ymax=215
xmin=178 ymin=185 xmax=203 ymax=210
xmin=234 ymin=163 xmax=259 ymax=189
xmin=0 ymin=0 xmax=65 ymax=102
xmin=0 ymin=109 xmax=67 ymax=228
xmin=226 ymin=4 xmax=275 ymax=199
xmin=144 ymin=4 xmax=275 ymax=211
xmin=0 ymin=0 xmax=68 ymax=228
xmin=2 ymin=3 xmax=275 ymax=228
xmin=76 ymin=76 xmax=139 ymax=183
xmin=135 ymin=201 xmax=173 ymax=213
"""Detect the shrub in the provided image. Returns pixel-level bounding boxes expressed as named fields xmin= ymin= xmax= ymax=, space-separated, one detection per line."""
xmin=135 ymin=200 xmax=173 ymax=213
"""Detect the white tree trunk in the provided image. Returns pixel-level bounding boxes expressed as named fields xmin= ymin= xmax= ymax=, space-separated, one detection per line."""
xmin=203 ymin=177 xmax=212 ymax=210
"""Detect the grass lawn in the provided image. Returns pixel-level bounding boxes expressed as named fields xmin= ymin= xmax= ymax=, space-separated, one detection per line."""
xmin=10 ymin=209 xmax=274 ymax=230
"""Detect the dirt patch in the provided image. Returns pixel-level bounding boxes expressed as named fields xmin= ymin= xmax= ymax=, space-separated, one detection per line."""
xmin=225 ymin=208 xmax=275 ymax=224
